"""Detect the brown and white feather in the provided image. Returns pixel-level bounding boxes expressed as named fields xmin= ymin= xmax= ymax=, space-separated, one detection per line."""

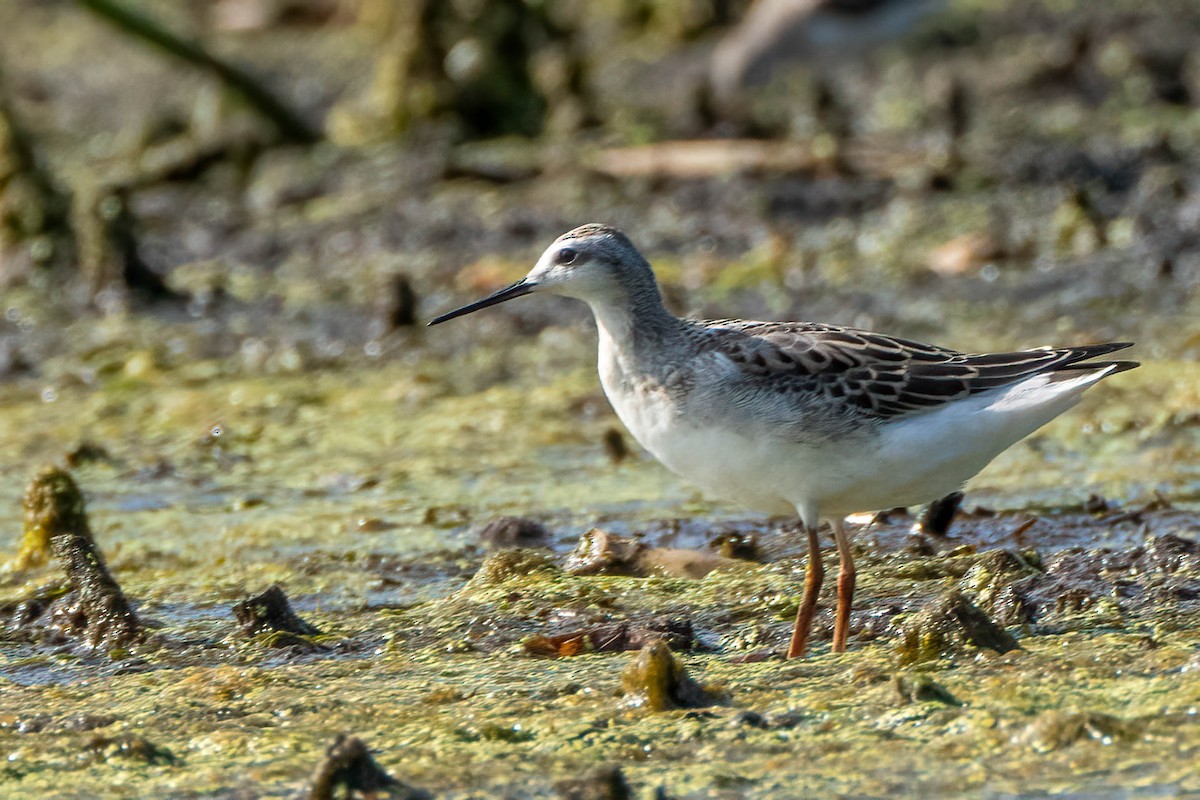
xmin=701 ymin=320 xmax=1135 ymax=420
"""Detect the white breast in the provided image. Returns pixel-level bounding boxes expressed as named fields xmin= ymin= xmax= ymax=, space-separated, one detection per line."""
xmin=598 ymin=333 xmax=802 ymax=515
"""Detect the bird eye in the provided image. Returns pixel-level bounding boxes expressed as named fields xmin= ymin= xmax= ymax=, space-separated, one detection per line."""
xmin=556 ymin=247 xmax=578 ymax=266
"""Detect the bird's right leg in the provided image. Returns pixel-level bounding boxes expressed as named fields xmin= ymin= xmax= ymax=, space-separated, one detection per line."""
xmin=786 ymin=524 xmax=824 ymax=659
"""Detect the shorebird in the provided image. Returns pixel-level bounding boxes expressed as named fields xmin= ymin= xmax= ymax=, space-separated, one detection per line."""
xmin=430 ymin=224 xmax=1138 ymax=658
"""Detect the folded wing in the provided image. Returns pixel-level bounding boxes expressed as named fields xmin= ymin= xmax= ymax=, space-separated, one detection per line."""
xmin=709 ymin=320 xmax=1136 ymax=420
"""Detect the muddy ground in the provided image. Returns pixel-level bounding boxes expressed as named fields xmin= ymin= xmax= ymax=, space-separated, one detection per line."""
xmin=1 ymin=0 xmax=1200 ymax=797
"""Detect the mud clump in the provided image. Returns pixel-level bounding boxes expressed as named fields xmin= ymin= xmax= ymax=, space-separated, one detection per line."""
xmin=17 ymin=466 xmax=141 ymax=650
xmin=1083 ymin=493 xmax=1110 ymax=514
xmin=565 ymin=528 xmax=733 ymax=579
xmin=233 ymin=584 xmax=322 ymax=637
xmin=524 ymin=617 xmax=695 ymax=657
xmin=307 ymin=734 xmax=429 ymax=800
xmin=382 ymin=273 xmax=418 ymax=329
xmin=621 ymin=641 xmax=718 ymax=712
xmin=479 ymin=516 xmax=551 ymax=550
xmin=1 ymin=585 xmax=70 ymax=630
xmin=959 ymin=549 xmax=1042 ymax=625
xmin=894 ymin=591 xmax=1019 ymax=665
xmin=1001 ymin=534 xmax=1200 ymax=628
xmin=463 ymin=548 xmax=560 ymax=590
xmin=893 ymin=674 xmax=962 ymax=707
xmin=1018 ymin=710 xmax=1137 ymax=753
xmin=601 ymin=427 xmax=629 ymax=464
xmin=63 ymin=441 xmax=113 ymax=468
xmin=709 ymin=531 xmax=760 ymax=561
xmin=85 ymin=733 xmax=177 ymax=765
xmin=555 ymin=764 xmax=633 ymax=800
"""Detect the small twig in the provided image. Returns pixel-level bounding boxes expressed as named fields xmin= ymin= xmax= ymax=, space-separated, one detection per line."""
xmin=1010 ymin=517 xmax=1038 ymax=540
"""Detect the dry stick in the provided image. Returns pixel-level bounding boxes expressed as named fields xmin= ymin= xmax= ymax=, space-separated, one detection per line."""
xmin=74 ymin=0 xmax=320 ymax=144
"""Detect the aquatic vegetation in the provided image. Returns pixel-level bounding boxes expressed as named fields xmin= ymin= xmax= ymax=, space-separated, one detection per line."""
xmin=461 ymin=548 xmax=561 ymax=591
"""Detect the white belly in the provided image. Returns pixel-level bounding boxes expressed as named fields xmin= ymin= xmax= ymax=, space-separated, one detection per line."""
xmin=610 ymin=384 xmax=803 ymax=516
xmin=595 ymin=332 xmax=1102 ymax=524
xmin=605 ymin=381 xmax=996 ymax=521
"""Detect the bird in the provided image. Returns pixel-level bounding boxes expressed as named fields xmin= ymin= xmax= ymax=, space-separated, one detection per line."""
xmin=429 ymin=224 xmax=1138 ymax=658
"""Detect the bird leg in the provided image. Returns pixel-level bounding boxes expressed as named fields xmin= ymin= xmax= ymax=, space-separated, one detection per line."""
xmin=787 ymin=524 xmax=824 ymax=659
xmin=831 ymin=518 xmax=855 ymax=653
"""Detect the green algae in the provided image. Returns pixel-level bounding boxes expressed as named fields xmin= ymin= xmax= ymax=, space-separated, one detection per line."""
xmin=461 ymin=549 xmax=561 ymax=592
xmin=9 ymin=473 xmax=62 ymax=571
xmin=0 ymin=317 xmax=1196 ymax=796
xmin=4 ymin=622 xmax=1198 ymax=797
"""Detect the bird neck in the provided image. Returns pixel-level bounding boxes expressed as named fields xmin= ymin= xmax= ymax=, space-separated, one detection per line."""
xmin=587 ymin=279 xmax=681 ymax=358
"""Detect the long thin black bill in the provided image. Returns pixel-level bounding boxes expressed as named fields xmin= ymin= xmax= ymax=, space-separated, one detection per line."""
xmin=427 ymin=279 xmax=536 ymax=326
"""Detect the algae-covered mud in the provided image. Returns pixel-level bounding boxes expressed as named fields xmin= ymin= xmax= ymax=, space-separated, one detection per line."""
xmin=2 ymin=0 xmax=1200 ymax=797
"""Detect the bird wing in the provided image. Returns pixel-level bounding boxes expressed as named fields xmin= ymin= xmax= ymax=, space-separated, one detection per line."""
xmin=705 ymin=320 xmax=1134 ymax=420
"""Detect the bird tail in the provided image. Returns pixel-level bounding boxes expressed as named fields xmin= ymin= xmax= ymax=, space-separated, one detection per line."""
xmin=1047 ymin=342 xmax=1139 ymax=380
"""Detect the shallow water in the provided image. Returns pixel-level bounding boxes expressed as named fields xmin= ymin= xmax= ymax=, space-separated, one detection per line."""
xmin=2 ymin=334 xmax=1198 ymax=797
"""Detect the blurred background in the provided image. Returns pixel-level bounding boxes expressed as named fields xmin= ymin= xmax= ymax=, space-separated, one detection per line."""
xmin=1 ymin=0 xmax=1199 ymax=519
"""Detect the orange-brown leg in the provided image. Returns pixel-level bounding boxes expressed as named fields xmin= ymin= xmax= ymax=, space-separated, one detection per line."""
xmin=787 ymin=525 xmax=824 ymax=659
xmin=831 ymin=518 xmax=855 ymax=653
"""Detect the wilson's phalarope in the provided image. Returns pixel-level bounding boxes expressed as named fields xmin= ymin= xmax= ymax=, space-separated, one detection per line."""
xmin=430 ymin=224 xmax=1138 ymax=658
